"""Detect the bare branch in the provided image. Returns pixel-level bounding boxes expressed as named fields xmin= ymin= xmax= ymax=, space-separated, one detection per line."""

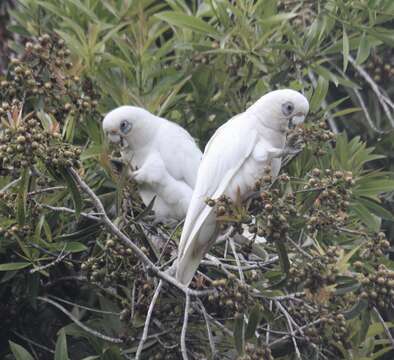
xmin=28 ymin=186 xmax=66 ymax=196
xmin=198 ymin=300 xmax=217 ymax=358
xmin=0 ymin=176 xmax=21 ymax=193
xmin=373 ymin=306 xmax=394 ymax=349
xmin=229 ymin=237 xmax=245 ymax=283
xmin=30 ymin=248 xmax=70 ymax=273
xmin=275 ymin=300 xmax=302 ymax=359
xmin=181 ymin=293 xmax=191 ymax=360
xmin=68 ymin=168 xmax=213 ymax=297
xmin=37 ymin=296 xmax=123 ymax=343
xmin=349 ymin=55 xmax=394 ymax=125
xmin=13 ymin=331 xmax=55 ymax=354
xmin=36 ymin=202 xmax=101 ymax=221
xmin=136 ymin=280 xmax=163 ymax=360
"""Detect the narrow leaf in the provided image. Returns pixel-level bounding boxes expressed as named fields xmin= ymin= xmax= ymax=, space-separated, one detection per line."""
xmin=245 ymin=304 xmax=263 ymax=340
xmin=234 ymin=315 xmax=244 ymax=354
xmin=356 ymin=32 xmax=371 ymax=65
xmin=0 ymin=262 xmax=30 ymax=271
xmin=343 ymin=28 xmax=349 ymax=72
xmin=156 ymin=11 xmax=219 ymax=36
xmin=9 ymin=341 xmax=34 ymax=360
xmin=55 ymin=329 xmax=69 ymax=360
xmin=310 ymin=76 xmax=329 ymax=112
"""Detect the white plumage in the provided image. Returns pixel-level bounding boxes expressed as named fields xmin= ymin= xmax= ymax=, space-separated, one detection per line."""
xmin=176 ymin=89 xmax=309 ymax=286
xmin=102 ymin=106 xmax=202 ymax=223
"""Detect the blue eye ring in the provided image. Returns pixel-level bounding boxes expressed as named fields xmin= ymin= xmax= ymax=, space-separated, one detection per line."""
xmin=120 ymin=120 xmax=132 ymax=134
xmin=282 ymin=101 xmax=294 ymax=116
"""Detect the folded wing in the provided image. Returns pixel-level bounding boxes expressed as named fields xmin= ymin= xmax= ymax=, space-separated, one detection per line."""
xmin=176 ymin=114 xmax=258 ymax=285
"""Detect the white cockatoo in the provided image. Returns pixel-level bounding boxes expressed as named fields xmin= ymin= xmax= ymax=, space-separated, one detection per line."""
xmin=102 ymin=106 xmax=202 ymax=223
xmin=176 ymin=89 xmax=309 ymax=285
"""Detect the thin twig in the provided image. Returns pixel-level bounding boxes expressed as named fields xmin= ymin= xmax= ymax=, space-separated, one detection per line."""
xmin=28 ymin=186 xmax=66 ymax=196
xmin=37 ymin=296 xmax=123 ymax=343
xmin=349 ymin=55 xmax=394 ymax=125
xmin=198 ymin=299 xmax=217 ymax=358
xmin=13 ymin=331 xmax=55 ymax=354
xmin=229 ymin=237 xmax=245 ymax=282
xmin=48 ymin=295 xmax=119 ymax=315
xmin=37 ymin=202 xmax=101 ymax=221
xmin=181 ymin=293 xmax=191 ymax=360
xmin=275 ymin=300 xmax=301 ymax=359
xmin=131 ymin=280 xmax=136 ymax=320
xmin=266 ymin=301 xmax=273 ymax=345
xmin=373 ymin=306 xmax=394 ymax=349
xmin=69 ymin=168 xmax=213 ymax=297
xmin=135 ymin=280 xmax=163 ymax=360
xmin=30 ymin=248 xmax=70 ymax=273
xmin=269 ymin=318 xmax=322 ymax=346
xmin=157 ymin=219 xmax=184 ymax=263
xmin=0 ymin=176 xmax=21 ymax=193
xmin=193 ymin=302 xmax=233 ymax=337
xmin=287 ymin=236 xmax=313 ymax=260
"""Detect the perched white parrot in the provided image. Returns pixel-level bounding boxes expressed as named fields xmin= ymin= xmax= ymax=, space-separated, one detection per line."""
xmin=176 ymin=89 xmax=309 ymax=285
xmin=102 ymin=106 xmax=202 ymax=223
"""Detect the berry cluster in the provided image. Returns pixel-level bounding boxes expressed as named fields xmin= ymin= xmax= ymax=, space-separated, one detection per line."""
xmin=207 ymin=275 xmax=252 ymax=316
xmin=239 ymin=343 xmax=273 ymax=360
xmin=359 ymin=264 xmax=394 ymax=310
xmin=0 ymin=34 xmax=99 ymax=123
xmin=359 ymin=232 xmax=390 ymax=261
xmin=287 ymin=121 xmax=335 ymax=157
xmin=289 ymin=246 xmax=340 ymax=294
xmin=358 ymin=50 xmax=394 ymax=85
xmin=303 ymin=168 xmax=354 ymax=232
xmin=0 ymin=109 xmax=81 ymax=174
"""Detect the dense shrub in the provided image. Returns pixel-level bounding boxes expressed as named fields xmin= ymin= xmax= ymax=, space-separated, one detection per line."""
xmin=1 ymin=1 xmax=394 ymax=359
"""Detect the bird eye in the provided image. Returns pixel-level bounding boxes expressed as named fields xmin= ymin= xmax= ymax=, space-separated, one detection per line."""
xmin=120 ymin=120 xmax=131 ymax=134
xmin=282 ymin=101 xmax=294 ymax=116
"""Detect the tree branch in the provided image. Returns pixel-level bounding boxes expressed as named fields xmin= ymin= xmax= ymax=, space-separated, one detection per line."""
xmin=181 ymin=293 xmax=191 ymax=360
xmin=135 ymin=280 xmax=163 ymax=360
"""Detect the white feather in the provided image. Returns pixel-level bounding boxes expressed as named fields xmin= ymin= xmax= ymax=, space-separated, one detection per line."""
xmin=102 ymin=106 xmax=202 ymax=222
xmin=176 ymin=89 xmax=309 ymax=286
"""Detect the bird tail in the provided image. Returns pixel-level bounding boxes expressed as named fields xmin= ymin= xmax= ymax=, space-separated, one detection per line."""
xmin=176 ymin=246 xmax=205 ymax=286
xmin=176 ymin=221 xmax=218 ymax=286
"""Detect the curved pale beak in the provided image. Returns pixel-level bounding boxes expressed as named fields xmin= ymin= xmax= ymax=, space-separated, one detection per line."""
xmin=106 ymin=130 xmax=122 ymax=144
xmin=289 ymin=112 xmax=306 ymax=129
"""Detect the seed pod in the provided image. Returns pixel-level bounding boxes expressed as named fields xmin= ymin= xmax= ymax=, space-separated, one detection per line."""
xmin=217 ymin=206 xmax=226 ymax=216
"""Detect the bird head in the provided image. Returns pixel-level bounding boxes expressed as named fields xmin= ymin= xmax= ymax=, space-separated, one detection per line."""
xmin=250 ymin=89 xmax=309 ymax=133
xmin=102 ymin=106 xmax=156 ymax=149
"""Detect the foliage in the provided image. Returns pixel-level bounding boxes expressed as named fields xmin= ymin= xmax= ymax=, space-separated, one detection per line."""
xmin=0 ymin=0 xmax=394 ymax=359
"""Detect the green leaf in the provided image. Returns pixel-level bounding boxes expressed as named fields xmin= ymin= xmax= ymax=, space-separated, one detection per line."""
xmin=356 ymin=32 xmax=371 ymax=65
xmin=332 ymin=107 xmax=362 ymax=118
xmin=55 ymin=329 xmax=69 ymax=360
xmin=0 ymin=262 xmax=30 ymax=271
xmin=245 ymin=304 xmax=263 ymax=340
xmin=234 ymin=315 xmax=244 ymax=355
xmin=310 ymin=76 xmax=329 ymax=112
xmin=16 ymin=168 xmax=30 ymax=225
xmin=53 ymin=241 xmax=88 ymax=253
xmin=59 ymin=167 xmax=82 ymax=217
xmin=275 ymin=240 xmax=290 ymax=277
xmin=358 ymin=197 xmax=394 ymax=221
xmin=343 ymin=299 xmax=368 ymax=320
xmin=259 ymin=13 xmax=297 ymax=27
xmin=156 ymin=11 xmax=220 ymax=36
xmin=366 ymin=322 xmax=394 ymax=338
xmin=351 ymin=203 xmax=381 ymax=232
xmin=9 ymin=341 xmax=34 ymax=360
xmin=343 ymin=27 xmax=349 ymax=72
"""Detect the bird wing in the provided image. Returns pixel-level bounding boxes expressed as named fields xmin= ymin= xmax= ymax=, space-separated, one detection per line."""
xmin=176 ymin=114 xmax=258 ymax=284
xmin=157 ymin=121 xmax=202 ymax=189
